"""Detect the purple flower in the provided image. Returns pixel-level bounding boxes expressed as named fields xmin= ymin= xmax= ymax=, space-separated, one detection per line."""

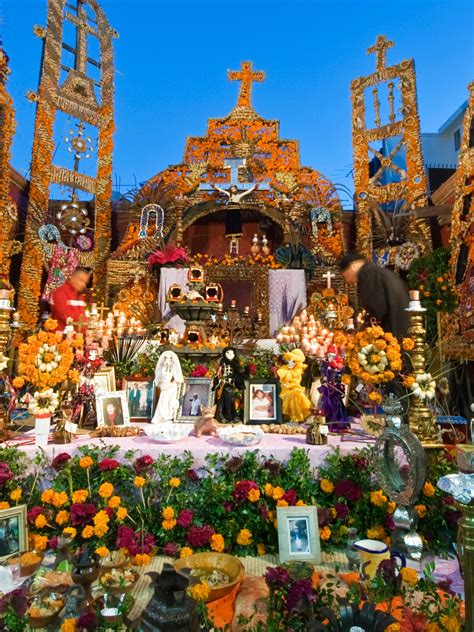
xmin=51 ymin=453 xmax=71 ymax=470
xmin=260 ymin=505 xmax=269 ymax=520
xmin=186 ymin=525 xmax=215 ymax=548
xmin=163 ymin=542 xmax=179 ymax=557
xmin=445 ymin=510 xmax=462 ymax=527
xmin=78 ymin=610 xmax=98 ymax=630
xmin=223 ymin=501 xmax=233 ymax=513
xmin=225 ymin=457 xmax=243 ymax=474
xmin=0 ymin=588 xmax=28 ymax=617
xmin=70 ymin=503 xmax=97 ymax=526
xmin=286 ymin=578 xmax=314 ymax=613
xmin=0 ymin=462 xmax=13 ymax=485
xmin=177 ymin=509 xmax=194 ymax=528
xmin=187 ymin=469 xmax=199 ymax=482
xmin=333 ymin=479 xmax=362 ymax=502
xmin=335 ymin=503 xmax=349 ymax=519
xmin=385 ymin=513 xmax=396 ymax=531
xmin=264 ymin=566 xmax=291 ymax=587
xmin=98 ymin=458 xmax=120 ymax=471
xmin=49 ymin=536 xmax=59 ymax=550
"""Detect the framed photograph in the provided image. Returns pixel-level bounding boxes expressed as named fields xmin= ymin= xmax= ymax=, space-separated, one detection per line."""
xmin=178 ymin=378 xmax=213 ymax=422
xmin=93 ymin=366 xmax=116 ymax=395
xmin=122 ymin=377 xmax=156 ymax=422
xmin=96 ymin=390 xmax=130 ymax=427
xmin=244 ymin=379 xmax=282 ymax=425
xmin=277 ymin=506 xmax=321 ymax=564
xmin=0 ymin=505 xmax=27 ymax=562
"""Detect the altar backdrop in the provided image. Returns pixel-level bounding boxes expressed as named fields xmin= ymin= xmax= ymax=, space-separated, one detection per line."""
xmin=158 ymin=268 xmax=306 ymax=335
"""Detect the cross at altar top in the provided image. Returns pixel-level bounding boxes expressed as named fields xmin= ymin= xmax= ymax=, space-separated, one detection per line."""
xmin=228 ymin=61 xmax=265 ymax=110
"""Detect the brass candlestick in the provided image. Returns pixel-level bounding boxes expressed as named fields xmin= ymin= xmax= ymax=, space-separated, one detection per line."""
xmin=405 ymin=291 xmax=439 ymax=443
xmin=0 ymin=306 xmax=13 ymax=353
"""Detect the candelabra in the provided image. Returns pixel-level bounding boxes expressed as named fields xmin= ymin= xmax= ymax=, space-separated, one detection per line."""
xmin=405 ymin=291 xmax=439 ymax=443
xmin=209 ymin=303 xmax=266 ymax=346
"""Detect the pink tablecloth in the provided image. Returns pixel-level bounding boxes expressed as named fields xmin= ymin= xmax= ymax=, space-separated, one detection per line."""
xmin=3 ymin=425 xmax=370 ymax=469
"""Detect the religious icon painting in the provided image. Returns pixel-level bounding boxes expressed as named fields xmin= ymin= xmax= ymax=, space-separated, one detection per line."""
xmin=122 ymin=377 xmax=155 ymax=422
xmin=96 ymin=390 xmax=130 ymax=428
xmin=244 ymin=378 xmax=282 ymax=425
xmin=0 ymin=505 xmax=27 ymax=563
xmin=178 ymin=378 xmax=214 ymax=423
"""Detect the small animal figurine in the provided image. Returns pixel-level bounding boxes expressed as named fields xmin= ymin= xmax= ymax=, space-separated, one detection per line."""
xmin=194 ymin=404 xmax=220 ymax=437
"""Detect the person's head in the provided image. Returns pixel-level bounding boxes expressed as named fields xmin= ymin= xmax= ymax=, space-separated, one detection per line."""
xmin=133 ymin=383 xmax=138 ymax=389
xmin=230 ymin=185 xmax=238 ymax=194
xmin=193 ymin=394 xmax=198 ymax=400
xmin=254 ymin=389 xmax=265 ymax=400
xmin=69 ymin=267 xmax=91 ymax=292
xmin=339 ymin=253 xmax=367 ymax=284
xmin=223 ymin=347 xmax=235 ymax=362
xmin=106 ymin=402 xmax=117 ymax=415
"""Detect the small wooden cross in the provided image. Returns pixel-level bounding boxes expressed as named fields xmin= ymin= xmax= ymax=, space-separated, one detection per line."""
xmin=228 ymin=61 xmax=265 ymax=109
xmin=367 ymin=35 xmax=394 ymax=72
xmin=323 ymin=270 xmax=335 ymax=289
xmin=97 ymin=302 xmax=109 ymax=321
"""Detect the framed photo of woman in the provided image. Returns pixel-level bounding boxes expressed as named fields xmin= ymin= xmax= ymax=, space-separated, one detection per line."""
xmin=244 ymin=379 xmax=282 ymax=425
xmin=96 ymin=391 xmax=130 ymax=427
xmin=122 ymin=377 xmax=156 ymax=422
xmin=0 ymin=505 xmax=27 ymax=563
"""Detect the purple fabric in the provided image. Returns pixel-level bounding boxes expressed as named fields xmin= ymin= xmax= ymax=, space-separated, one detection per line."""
xmin=269 ymin=270 xmax=307 ymax=335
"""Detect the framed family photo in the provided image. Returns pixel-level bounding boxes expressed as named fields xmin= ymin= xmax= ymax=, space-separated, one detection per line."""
xmin=178 ymin=377 xmax=213 ymax=422
xmin=96 ymin=390 xmax=130 ymax=427
xmin=93 ymin=366 xmax=116 ymax=395
xmin=0 ymin=505 xmax=27 ymax=562
xmin=122 ymin=377 xmax=156 ymax=422
xmin=277 ymin=506 xmax=321 ymax=564
xmin=244 ymin=378 xmax=282 ymax=425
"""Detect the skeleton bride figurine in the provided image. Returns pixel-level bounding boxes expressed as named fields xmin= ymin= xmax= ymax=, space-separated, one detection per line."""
xmin=151 ymin=351 xmax=184 ymax=423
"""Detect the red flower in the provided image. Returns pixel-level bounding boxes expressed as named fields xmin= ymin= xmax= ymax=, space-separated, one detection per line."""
xmin=98 ymin=458 xmax=120 ymax=471
xmin=400 ymin=607 xmax=427 ymax=631
xmin=70 ymin=503 xmax=97 ymax=526
xmin=163 ymin=542 xmax=179 ymax=557
xmin=148 ymin=245 xmax=188 ymax=267
xmin=27 ymin=506 xmax=44 ymax=523
xmin=186 ymin=469 xmax=199 ymax=482
xmin=0 ymin=462 xmax=13 ymax=485
xmin=283 ymin=489 xmax=298 ymax=505
xmin=186 ymin=525 xmax=214 ymax=548
xmin=232 ymin=480 xmax=259 ymax=503
xmin=51 ymin=453 xmax=71 ymax=470
xmin=190 ymin=364 xmax=208 ymax=378
xmin=247 ymin=363 xmax=257 ymax=376
xmin=177 ymin=509 xmax=194 ymax=528
xmin=135 ymin=455 xmax=154 ymax=473
xmin=333 ymin=479 xmax=362 ymax=502
xmin=116 ymin=525 xmax=155 ymax=555
xmin=49 ymin=536 xmax=59 ymax=550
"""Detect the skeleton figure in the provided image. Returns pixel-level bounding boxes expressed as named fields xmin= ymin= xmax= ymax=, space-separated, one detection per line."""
xmin=151 ymin=351 xmax=184 ymax=423
xmin=212 ymin=347 xmax=245 ymax=423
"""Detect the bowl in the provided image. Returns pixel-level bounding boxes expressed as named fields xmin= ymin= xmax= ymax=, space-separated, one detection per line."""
xmin=9 ymin=550 xmax=44 ymax=577
xmin=174 ymin=552 xmax=245 ymax=603
xmin=27 ymin=592 xmax=64 ymax=628
xmin=456 ymin=445 xmax=474 ymax=473
xmin=217 ymin=424 xmax=264 ymax=447
xmin=100 ymin=550 xmax=129 ymax=571
xmin=99 ymin=567 xmax=139 ymax=595
xmin=143 ymin=423 xmax=191 ymax=443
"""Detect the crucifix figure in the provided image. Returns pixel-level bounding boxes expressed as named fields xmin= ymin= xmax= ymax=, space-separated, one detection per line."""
xmin=228 ymin=61 xmax=265 ymax=109
xmin=323 ymin=270 xmax=335 ymax=289
xmin=367 ymin=35 xmax=394 ymax=72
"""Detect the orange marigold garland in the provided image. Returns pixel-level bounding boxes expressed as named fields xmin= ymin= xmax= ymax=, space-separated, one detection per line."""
xmin=345 ymin=326 xmax=402 ymax=385
xmin=0 ymin=47 xmax=16 ymax=276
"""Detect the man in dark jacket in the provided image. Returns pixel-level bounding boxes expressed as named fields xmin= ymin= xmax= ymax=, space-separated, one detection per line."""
xmin=339 ymin=253 xmax=409 ymax=339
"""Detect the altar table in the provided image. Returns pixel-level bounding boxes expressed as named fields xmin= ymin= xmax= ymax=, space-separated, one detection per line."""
xmin=4 ymin=424 xmax=371 ymax=470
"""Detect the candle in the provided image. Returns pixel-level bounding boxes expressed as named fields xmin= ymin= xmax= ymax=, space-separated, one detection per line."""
xmin=257 ymin=311 xmax=262 ymax=322
xmin=244 ymin=306 xmax=249 ymax=315
xmin=90 ymin=303 xmax=98 ymax=315
xmin=217 ymin=302 xmax=223 ymax=312
xmin=276 ymin=333 xmax=283 ymax=343
xmin=231 ymin=299 xmax=236 ymax=308
xmin=12 ymin=312 xmax=19 ymax=322
xmin=409 ymin=290 xmax=420 ymax=301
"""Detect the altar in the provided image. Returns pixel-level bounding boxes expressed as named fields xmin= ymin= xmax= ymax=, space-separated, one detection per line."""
xmin=158 ymin=267 xmax=307 ymax=336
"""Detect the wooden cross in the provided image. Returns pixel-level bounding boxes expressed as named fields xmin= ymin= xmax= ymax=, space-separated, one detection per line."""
xmin=65 ymin=0 xmax=99 ymax=74
xmin=228 ymin=61 xmax=265 ymax=109
xmin=323 ymin=270 xmax=335 ymax=289
xmin=97 ymin=302 xmax=109 ymax=320
xmin=367 ymin=35 xmax=394 ymax=72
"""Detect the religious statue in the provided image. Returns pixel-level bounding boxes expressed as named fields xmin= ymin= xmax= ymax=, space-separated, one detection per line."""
xmin=212 ymin=347 xmax=245 ymax=423
xmin=39 ymin=224 xmax=79 ymax=301
xmin=277 ymin=348 xmax=311 ymax=422
xmin=212 ymin=183 xmax=257 ymax=204
xmin=151 ymin=351 xmax=184 ymax=424
xmin=318 ymin=344 xmax=350 ymax=431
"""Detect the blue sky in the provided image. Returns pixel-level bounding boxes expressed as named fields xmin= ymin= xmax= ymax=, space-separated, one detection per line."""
xmin=1 ymin=0 xmax=473 ymax=204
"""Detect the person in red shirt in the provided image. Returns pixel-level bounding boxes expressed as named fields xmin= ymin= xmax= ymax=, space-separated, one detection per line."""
xmin=49 ymin=267 xmax=91 ymax=331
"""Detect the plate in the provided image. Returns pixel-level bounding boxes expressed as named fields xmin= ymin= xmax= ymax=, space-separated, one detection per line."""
xmin=143 ymin=423 xmax=191 ymax=443
xmin=217 ymin=424 xmax=264 ymax=447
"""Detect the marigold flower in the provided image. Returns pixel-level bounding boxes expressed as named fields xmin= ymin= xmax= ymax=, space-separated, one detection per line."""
xmin=79 ymin=456 xmax=93 ymax=468
xmin=108 ymin=496 xmax=121 ymax=509
xmin=52 ymin=491 xmax=68 ymax=508
xmin=117 ymin=507 xmax=128 ymax=521
xmin=60 ymin=618 xmax=77 ymax=632
xmin=134 ymin=476 xmax=146 ymax=488
xmin=162 ymin=519 xmax=177 ymax=530
xmin=180 ymin=546 xmax=193 ymax=558
xmin=367 ymin=525 xmax=386 ymax=539
xmin=96 ymin=546 xmax=110 ymax=558
xmin=169 ymin=477 xmax=181 ymax=488
xmin=399 ymin=567 xmax=418 ymax=586
xmin=188 ymin=580 xmax=210 ymax=602
xmin=10 ymin=487 xmax=22 ymax=502
xmin=0 ymin=501 xmax=10 ymax=509
xmin=277 ymin=499 xmax=288 ymax=507
xmin=388 ymin=501 xmax=396 ymax=514
xmin=93 ymin=510 xmax=110 ymax=526
xmin=403 ymin=376 xmax=416 ymax=388
xmin=33 ymin=534 xmax=48 ymax=551
xmin=55 ymin=510 xmax=69 ymax=526
xmin=162 ymin=506 xmax=175 ymax=520
xmin=44 ymin=318 xmax=58 ymax=331
xmin=236 ymin=528 xmax=253 ymax=546
xmin=248 ymin=488 xmax=260 ymax=502
xmin=320 ymin=479 xmax=334 ymax=494
xmin=272 ymin=486 xmax=285 ymax=500
xmin=82 ymin=525 xmax=94 ymax=539
xmin=320 ymin=526 xmax=331 ymax=541
xmin=402 ymin=338 xmax=415 ymax=351
xmin=439 ymin=615 xmax=461 ymax=632
xmin=329 ymin=508 xmax=337 ymax=519
xmin=94 ymin=523 xmax=109 ymax=538
xmin=210 ymin=533 xmax=225 ymax=552
xmin=135 ymin=553 xmax=151 ymax=566
xmin=257 ymin=543 xmax=266 ymax=556
xmin=370 ymin=489 xmax=388 ymax=507
xmin=423 ymin=482 xmax=435 ymax=497
xmin=12 ymin=376 xmax=25 ymax=388
xmin=72 ymin=489 xmax=89 ymax=504
xmin=264 ymin=483 xmax=273 ymax=497
xmin=341 ymin=374 xmax=352 ymax=385
xmin=41 ymin=488 xmax=55 ymax=504
xmin=99 ymin=482 xmax=114 ymax=499
xmin=415 ymin=504 xmax=427 ymax=518
xmin=296 ymin=500 xmax=306 ymax=506
xmin=62 ymin=527 xmax=77 ymax=539
xmin=35 ymin=514 xmax=48 ymax=529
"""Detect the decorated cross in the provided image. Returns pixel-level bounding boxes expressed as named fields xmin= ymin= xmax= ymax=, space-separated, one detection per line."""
xmin=199 ymin=158 xmax=269 ymax=194
xmin=323 ymin=270 xmax=335 ymax=289
xmin=65 ymin=2 xmax=99 ymax=74
xmin=367 ymin=35 xmax=394 ymax=72
xmin=228 ymin=61 xmax=265 ymax=109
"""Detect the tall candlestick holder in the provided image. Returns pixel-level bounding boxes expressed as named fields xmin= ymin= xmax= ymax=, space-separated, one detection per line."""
xmin=405 ymin=291 xmax=439 ymax=443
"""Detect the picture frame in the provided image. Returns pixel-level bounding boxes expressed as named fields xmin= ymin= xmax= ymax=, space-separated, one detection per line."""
xmin=122 ymin=377 xmax=156 ymax=422
xmin=277 ymin=506 xmax=321 ymax=564
xmin=244 ymin=378 xmax=282 ymax=425
xmin=96 ymin=390 xmax=130 ymax=427
xmin=93 ymin=366 xmax=116 ymax=394
xmin=177 ymin=377 xmax=214 ymax=422
xmin=0 ymin=504 xmax=28 ymax=562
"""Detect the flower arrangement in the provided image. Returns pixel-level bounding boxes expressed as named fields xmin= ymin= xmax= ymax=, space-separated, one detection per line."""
xmin=410 ymin=372 xmax=436 ymax=401
xmin=345 ymin=326 xmax=402 ymax=385
xmin=147 ymin=244 xmax=188 ymax=268
xmin=190 ymin=252 xmax=282 ymax=269
xmin=28 ymin=389 xmax=59 ymax=416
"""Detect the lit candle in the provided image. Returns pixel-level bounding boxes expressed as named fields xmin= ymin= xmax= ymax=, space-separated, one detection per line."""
xmin=12 ymin=312 xmax=19 ymax=323
xmin=231 ymin=299 xmax=237 ymax=308
xmin=217 ymin=302 xmax=223 ymax=312
xmin=257 ymin=311 xmax=262 ymax=323
xmin=244 ymin=306 xmax=249 ymax=315
xmin=409 ymin=290 xmax=420 ymax=301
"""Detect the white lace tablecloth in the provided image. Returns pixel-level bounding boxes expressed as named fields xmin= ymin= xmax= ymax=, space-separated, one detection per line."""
xmin=268 ymin=269 xmax=307 ymax=335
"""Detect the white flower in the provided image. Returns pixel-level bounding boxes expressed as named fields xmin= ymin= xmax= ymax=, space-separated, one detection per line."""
xmin=29 ymin=389 xmax=59 ymax=415
xmin=411 ymin=373 xmax=436 ymax=401
xmin=0 ymin=352 xmax=8 ymax=371
xmin=35 ymin=344 xmax=61 ymax=373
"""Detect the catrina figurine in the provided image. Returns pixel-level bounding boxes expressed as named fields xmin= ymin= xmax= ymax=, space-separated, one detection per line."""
xmin=277 ymin=348 xmax=311 ymax=422
xmin=212 ymin=346 xmax=245 ymax=423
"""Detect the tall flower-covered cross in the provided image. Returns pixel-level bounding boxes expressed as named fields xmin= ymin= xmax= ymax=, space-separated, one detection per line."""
xmin=228 ymin=61 xmax=265 ymax=110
